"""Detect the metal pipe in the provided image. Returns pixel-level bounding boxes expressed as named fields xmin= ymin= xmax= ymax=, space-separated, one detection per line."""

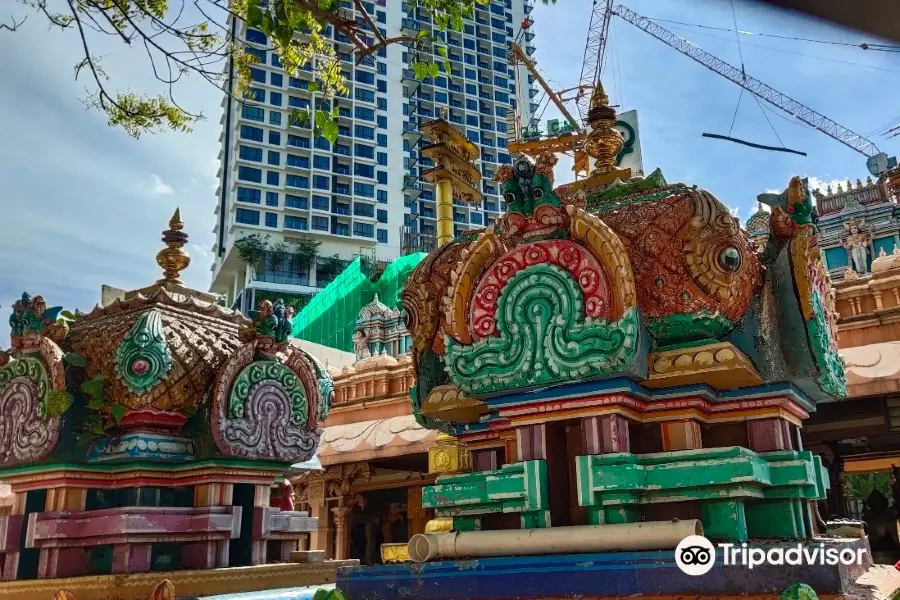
xmin=407 ymin=519 xmax=702 ymax=563
xmin=435 ymin=178 xmax=454 ymax=246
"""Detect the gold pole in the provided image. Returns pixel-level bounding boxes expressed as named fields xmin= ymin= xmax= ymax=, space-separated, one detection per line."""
xmin=436 ymin=178 xmax=454 ymax=246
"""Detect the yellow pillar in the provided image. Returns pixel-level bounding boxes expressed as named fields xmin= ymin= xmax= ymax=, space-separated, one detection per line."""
xmin=436 ymin=178 xmax=454 ymax=246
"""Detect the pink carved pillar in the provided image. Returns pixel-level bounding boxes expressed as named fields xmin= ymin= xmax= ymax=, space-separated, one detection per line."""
xmin=111 ymin=543 xmax=152 ymax=574
xmin=661 ymin=419 xmax=703 ymax=451
xmin=747 ymin=418 xmax=794 ymax=452
xmin=37 ymin=487 xmax=90 ymax=579
xmin=251 ymin=484 xmax=272 ymax=565
xmin=582 ymin=415 xmax=630 ymax=455
xmin=183 ymin=483 xmax=233 ymax=569
xmin=517 ymin=424 xmax=548 ymax=461
xmin=1 ymin=493 xmax=26 ymax=581
xmin=332 ymin=505 xmax=353 ymax=560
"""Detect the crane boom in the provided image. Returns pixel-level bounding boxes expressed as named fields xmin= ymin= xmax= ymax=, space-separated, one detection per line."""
xmin=611 ymin=4 xmax=881 ymax=158
xmin=575 ymin=0 xmax=613 ymax=126
xmin=509 ymin=42 xmax=581 ymax=131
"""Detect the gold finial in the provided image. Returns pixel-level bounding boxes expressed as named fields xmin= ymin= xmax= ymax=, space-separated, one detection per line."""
xmin=155 ymin=208 xmax=191 ymax=285
xmin=856 ymin=178 xmax=863 ymax=189
xmin=867 ymin=176 xmax=873 ymax=186
xmin=582 ymin=81 xmax=623 ymax=176
xmin=826 ymin=184 xmax=833 ymax=196
xmin=847 ymin=179 xmax=853 ymax=190
xmin=837 ymin=182 xmax=844 ymax=193
xmin=438 ymin=106 xmax=447 ymax=120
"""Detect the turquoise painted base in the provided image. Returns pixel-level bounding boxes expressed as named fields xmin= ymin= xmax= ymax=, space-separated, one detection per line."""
xmin=87 ymin=432 xmax=196 ymax=462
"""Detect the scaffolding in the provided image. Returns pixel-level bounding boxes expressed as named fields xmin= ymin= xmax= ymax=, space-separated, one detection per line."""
xmin=290 ymin=252 xmax=427 ymax=352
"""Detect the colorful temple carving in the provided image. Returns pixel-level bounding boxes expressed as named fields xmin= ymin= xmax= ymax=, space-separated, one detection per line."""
xmin=0 ymin=211 xmax=351 ymax=600
xmin=336 ymin=85 xmax=886 ymax=600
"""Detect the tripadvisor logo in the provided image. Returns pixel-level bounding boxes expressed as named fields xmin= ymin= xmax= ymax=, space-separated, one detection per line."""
xmin=674 ymin=535 xmax=867 ymax=576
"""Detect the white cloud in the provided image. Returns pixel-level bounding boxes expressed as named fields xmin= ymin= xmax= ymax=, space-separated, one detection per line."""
xmin=142 ymin=174 xmax=174 ymax=196
xmin=729 ymin=205 xmax=740 ymax=218
xmin=806 ymin=176 xmax=847 ymax=195
xmin=764 ymin=188 xmax=781 ymax=194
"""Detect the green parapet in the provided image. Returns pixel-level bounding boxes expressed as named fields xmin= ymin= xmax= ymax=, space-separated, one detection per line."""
xmin=576 ymin=447 xmax=827 ymax=541
xmin=422 ymin=460 xmax=550 ymax=529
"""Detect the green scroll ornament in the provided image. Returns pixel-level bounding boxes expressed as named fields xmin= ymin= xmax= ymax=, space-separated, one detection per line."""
xmin=445 ymin=264 xmax=639 ymax=396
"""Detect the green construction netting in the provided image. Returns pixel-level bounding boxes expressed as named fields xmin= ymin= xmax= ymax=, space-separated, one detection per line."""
xmin=291 ymin=252 xmax=426 ymax=352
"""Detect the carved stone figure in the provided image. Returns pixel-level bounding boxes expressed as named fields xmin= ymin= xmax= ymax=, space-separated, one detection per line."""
xmin=843 ymin=217 xmax=871 ymax=275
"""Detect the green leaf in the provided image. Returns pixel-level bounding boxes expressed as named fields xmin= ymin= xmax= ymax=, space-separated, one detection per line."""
xmin=110 ymin=404 xmax=127 ymax=423
xmin=64 ymin=353 xmax=87 ymax=367
xmin=332 ymin=106 xmax=340 ymax=118
xmin=436 ymin=46 xmax=448 ymax=58
xmin=443 ymin=61 xmax=452 ymax=77
xmin=290 ymin=108 xmax=310 ymax=126
xmin=246 ymin=4 xmax=264 ymax=27
xmin=318 ymin=0 xmax=334 ymax=8
xmin=90 ymin=421 xmax=105 ymax=435
xmin=46 ymin=390 xmax=73 ymax=417
xmin=87 ymin=397 xmax=105 ymax=410
xmin=428 ymin=63 xmax=440 ymax=78
xmin=80 ymin=375 xmax=106 ymax=399
xmin=308 ymin=82 xmax=320 ymax=93
xmin=312 ymin=590 xmax=329 ymax=600
xmin=259 ymin=15 xmax=274 ymax=36
xmin=320 ymin=119 xmax=340 ymax=144
xmin=76 ymin=432 xmax=94 ymax=448
xmin=61 ymin=310 xmax=77 ymax=321
xmin=328 ymin=589 xmax=347 ymax=600
xmin=103 ymin=418 xmax=116 ymax=431
xmin=417 ymin=29 xmax=429 ymax=38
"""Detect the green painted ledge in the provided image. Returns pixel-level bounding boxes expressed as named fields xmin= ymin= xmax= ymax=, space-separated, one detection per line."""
xmin=576 ymin=446 xmax=829 ymax=541
xmin=422 ymin=460 xmax=550 ymax=529
xmin=0 ymin=458 xmax=292 ymax=479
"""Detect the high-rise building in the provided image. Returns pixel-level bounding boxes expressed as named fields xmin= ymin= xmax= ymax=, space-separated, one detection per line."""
xmin=210 ymin=0 xmax=536 ymax=313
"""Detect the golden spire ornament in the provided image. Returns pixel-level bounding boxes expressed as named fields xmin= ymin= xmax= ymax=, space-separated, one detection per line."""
xmin=155 ymin=208 xmax=191 ymax=286
xmin=582 ymin=82 xmax=624 ymax=176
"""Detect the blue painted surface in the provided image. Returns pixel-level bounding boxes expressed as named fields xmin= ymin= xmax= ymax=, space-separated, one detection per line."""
xmin=338 ymin=546 xmax=859 ymax=600
xmin=181 ymin=584 xmax=332 ymax=600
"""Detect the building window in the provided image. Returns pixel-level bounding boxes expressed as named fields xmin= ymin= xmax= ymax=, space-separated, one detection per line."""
xmin=238 ymin=166 xmax=262 ymax=183
xmin=377 ymin=79 xmax=387 ymax=93
xmin=266 ymin=171 xmax=280 ymax=186
xmin=354 ymin=144 xmax=375 ymax=159
xmin=377 ymin=152 xmax=387 ymax=166
xmin=377 ymin=189 xmax=388 ymax=204
xmin=267 ymin=150 xmax=280 ymax=165
xmin=241 ymin=104 xmax=265 ymax=122
xmin=354 ymin=125 xmax=375 ymax=140
xmin=269 ymin=111 xmax=282 ymax=126
xmin=268 ymin=130 xmax=281 ymax=145
xmin=286 ymin=194 xmax=308 ymax=209
xmin=354 ymin=182 xmax=375 ymax=198
xmin=247 ymin=87 xmax=265 ymax=102
xmin=377 ymin=171 xmax=387 ymax=184
xmin=355 ymin=69 xmax=375 ymax=84
xmin=377 ymin=97 xmax=387 ymax=110
xmin=377 ymin=209 xmax=388 ymax=223
xmin=265 ymin=191 xmax=279 ymax=206
xmin=285 ymin=215 xmax=308 ymax=230
xmin=312 ymin=195 xmax=329 ymax=210
xmin=355 ymin=163 xmax=374 ymax=178
xmin=376 ymin=115 xmax=387 ymax=129
xmin=313 ymin=156 xmax=330 ymax=170
xmin=270 ymin=72 xmax=283 ymax=87
xmin=376 ymin=134 xmax=387 ymax=147
xmin=354 ymin=222 xmax=374 ymax=238
xmin=239 ymin=145 xmax=263 ymax=162
xmin=269 ymin=91 xmax=283 ymax=106
xmin=265 ymin=212 xmax=278 ymax=228
xmin=288 ymin=135 xmax=309 ymax=148
xmin=237 ymin=187 xmax=261 ymax=204
xmin=287 ymin=154 xmax=309 ymax=168
xmin=286 ymin=175 xmax=309 ymax=189
xmin=236 ymin=208 xmax=260 ymax=225
xmin=241 ymin=125 xmax=263 ymax=142
xmin=377 ymin=228 xmax=388 ymax=243
xmin=246 ymin=29 xmax=267 ymax=45
xmin=250 ymin=68 xmax=266 ymax=83
xmin=355 ymin=106 xmax=375 ymax=121
xmin=312 ymin=216 xmax=329 ymax=231
xmin=312 ymin=175 xmax=329 ymax=190
xmin=356 ymin=88 xmax=375 ymax=102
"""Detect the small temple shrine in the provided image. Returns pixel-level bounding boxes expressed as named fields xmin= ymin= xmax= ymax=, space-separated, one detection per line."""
xmin=335 ymin=84 xmax=897 ymax=600
xmin=0 ymin=212 xmax=353 ymax=599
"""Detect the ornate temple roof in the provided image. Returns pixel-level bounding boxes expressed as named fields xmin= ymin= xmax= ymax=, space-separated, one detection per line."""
xmin=358 ymin=294 xmax=397 ymax=321
xmin=746 ymin=202 xmax=770 ymax=239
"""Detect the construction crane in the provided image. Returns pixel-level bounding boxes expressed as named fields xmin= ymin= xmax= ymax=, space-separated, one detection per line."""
xmin=509 ymin=3 xmax=888 ymax=173
xmin=574 ymin=0 xmax=614 ymax=126
xmin=611 ymin=5 xmax=881 ymax=159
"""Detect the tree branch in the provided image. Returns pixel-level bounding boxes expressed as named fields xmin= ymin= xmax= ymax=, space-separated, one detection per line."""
xmin=355 ymin=35 xmax=421 ymax=64
xmin=352 ymin=0 xmax=384 ymax=44
xmin=0 ymin=14 xmax=26 ymax=31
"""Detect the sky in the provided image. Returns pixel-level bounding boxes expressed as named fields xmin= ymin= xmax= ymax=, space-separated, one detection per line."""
xmin=0 ymin=0 xmax=898 ymax=342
